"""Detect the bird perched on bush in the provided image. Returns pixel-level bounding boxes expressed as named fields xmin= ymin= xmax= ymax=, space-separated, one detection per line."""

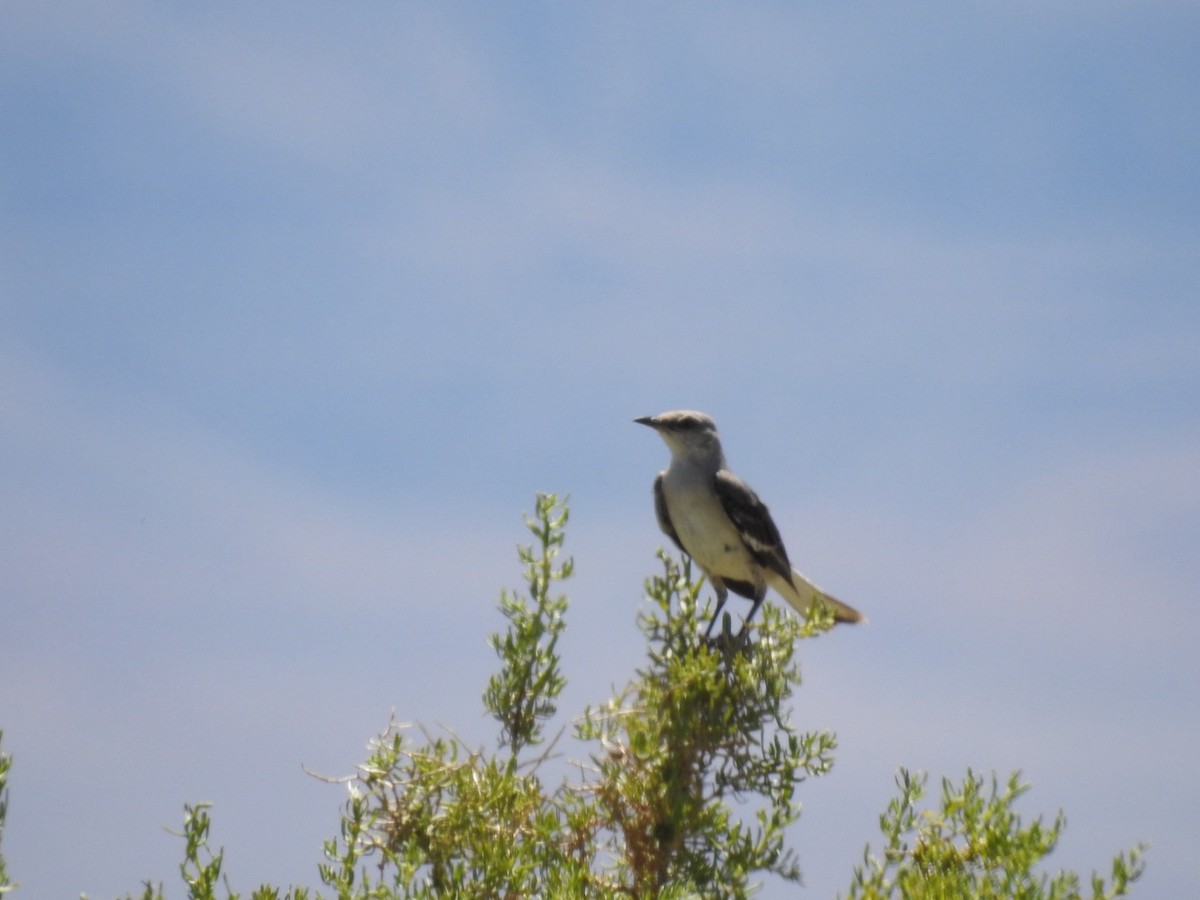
xmin=636 ymin=410 xmax=864 ymax=637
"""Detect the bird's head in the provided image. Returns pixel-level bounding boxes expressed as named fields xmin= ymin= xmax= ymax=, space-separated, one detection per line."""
xmin=634 ymin=410 xmax=725 ymax=465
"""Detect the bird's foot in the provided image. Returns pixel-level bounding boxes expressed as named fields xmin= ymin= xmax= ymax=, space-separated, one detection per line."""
xmin=703 ymin=614 xmax=756 ymax=655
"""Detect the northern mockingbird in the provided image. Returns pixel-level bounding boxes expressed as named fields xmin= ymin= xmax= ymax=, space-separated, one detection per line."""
xmin=635 ymin=410 xmax=864 ymax=636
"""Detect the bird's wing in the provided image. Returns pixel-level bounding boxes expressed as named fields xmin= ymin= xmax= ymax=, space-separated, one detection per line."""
xmin=652 ymin=472 xmax=687 ymax=554
xmin=712 ymin=469 xmax=794 ymax=584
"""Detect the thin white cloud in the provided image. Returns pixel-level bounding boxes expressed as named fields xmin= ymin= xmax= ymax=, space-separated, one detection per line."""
xmin=2 ymin=341 xmax=515 ymax=621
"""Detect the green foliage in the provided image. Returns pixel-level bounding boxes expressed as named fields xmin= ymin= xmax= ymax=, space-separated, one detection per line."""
xmin=117 ymin=802 xmax=314 ymax=900
xmin=180 ymin=803 xmax=225 ymax=899
xmin=846 ymin=769 xmax=1146 ymax=899
xmin=482 ymin=491 xmax=571 ymax=761
xmin=0 ymin=495 xmax=1148 ymax=898
xmin=0 ymin=731 xmax=12 ymax=895
xmin=309 ymin=494 xmax=828 ymax=897
xmin=571 ymin=552 xmax=837 ymax=896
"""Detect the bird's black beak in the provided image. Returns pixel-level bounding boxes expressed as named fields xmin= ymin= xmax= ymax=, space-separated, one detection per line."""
xmin=634 ymin=415 xmax=659 ymax=429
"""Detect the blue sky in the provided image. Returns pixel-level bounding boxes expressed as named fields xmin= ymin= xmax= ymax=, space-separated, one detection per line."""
xmin=2 ymin=3 xmax=1198 ymax=896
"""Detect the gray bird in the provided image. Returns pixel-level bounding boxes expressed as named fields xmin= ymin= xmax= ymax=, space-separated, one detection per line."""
xmin=635 ymin=410 xmax=864 ymax=636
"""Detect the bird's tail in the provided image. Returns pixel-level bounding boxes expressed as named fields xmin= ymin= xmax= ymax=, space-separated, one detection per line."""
xmin=768 ymin=568 xmax=866 ymax=625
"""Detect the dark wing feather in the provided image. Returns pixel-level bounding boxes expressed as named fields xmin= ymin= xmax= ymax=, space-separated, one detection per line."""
xmin=721 ymin=577 xmax=759 ymax=600
xmin=712 ymin=470 xmax=794 ymax=583
xmin=652 ymin=473 xmax=687 ymax=554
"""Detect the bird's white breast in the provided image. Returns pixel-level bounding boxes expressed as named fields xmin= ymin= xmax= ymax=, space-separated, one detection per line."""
xmin=661 ymin=467 xmax=756 ymax=581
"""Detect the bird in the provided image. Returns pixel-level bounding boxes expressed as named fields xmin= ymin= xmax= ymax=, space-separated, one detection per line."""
xmin=635 ymin=410 xmax=864 ymax=637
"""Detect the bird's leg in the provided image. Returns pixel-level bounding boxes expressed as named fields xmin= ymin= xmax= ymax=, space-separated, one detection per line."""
xmin=736 ymin=588 xmax=768 ymax=640
xmin=703 ymin=582 xmax=729 ymax=638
